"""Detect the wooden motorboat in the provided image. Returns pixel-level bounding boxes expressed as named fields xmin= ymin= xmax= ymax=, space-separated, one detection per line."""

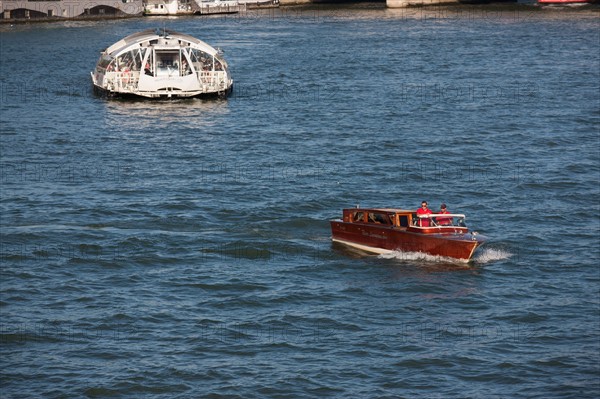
xmin=330 ymin=207 xmax=486 ymax=261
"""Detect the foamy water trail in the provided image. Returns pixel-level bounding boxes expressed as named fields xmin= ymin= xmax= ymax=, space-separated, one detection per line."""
xmin=378 ymin=246 xmax=513 ymax=265
xmin=472 ymin=247 xmax=513 ymax=264
xmin=378 ymin=250 xmax=470 ymax=264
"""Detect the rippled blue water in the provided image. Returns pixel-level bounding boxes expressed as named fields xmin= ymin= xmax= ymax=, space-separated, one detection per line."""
xmin=1 ymin=4 xmax=599 ymax=398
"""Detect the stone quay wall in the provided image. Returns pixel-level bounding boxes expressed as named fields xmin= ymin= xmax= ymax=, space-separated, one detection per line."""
xmin=386 ymin=0 xmax=460 ymax=7
xmin=1 ymin=0 xmax=143 ymax=19
xmin=1 ymin=0 xmax=474 ymax=21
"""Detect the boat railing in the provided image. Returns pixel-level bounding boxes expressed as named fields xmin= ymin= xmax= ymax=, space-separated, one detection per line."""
xmin=197 ymin=70 xmax=229 ymax=91
xmin=104 ymin=71 xmax=140 ymax=92
xmin=415 ymin=213 xmax=467 ymax=227
xmin=417 ymin=214 xmax=465 ymax=219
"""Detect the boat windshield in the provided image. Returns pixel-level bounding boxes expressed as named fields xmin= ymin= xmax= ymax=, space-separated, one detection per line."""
xmin=189 ymin=49 xmax=223 ymax=72
xmin=155 ymin=50 xmax=180 ymax=77
xmin=414 ymin=213 xmax=467 ymax=227
xmin=96 ymin=55 xmax=113 ymax=73
xmin=107 ymin=48 xmax=144 ymax=73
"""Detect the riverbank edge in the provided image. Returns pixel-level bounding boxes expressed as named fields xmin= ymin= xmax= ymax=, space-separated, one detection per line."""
xmin=1 ymin=2 xmax=597 ymax=24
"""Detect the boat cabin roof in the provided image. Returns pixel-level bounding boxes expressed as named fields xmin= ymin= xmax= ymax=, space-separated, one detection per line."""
xmin=344 ymin=208 xmax=413 ymax=214
xmin=104 ymin=29 xmax=220 ymax=59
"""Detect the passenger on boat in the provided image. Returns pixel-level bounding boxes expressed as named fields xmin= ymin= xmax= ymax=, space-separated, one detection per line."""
xmin=437 ymin=203 xmax=452 ymax=226
xmin=353 ymin=211 xmax=364 ymax=222
xmin=201 ymin=57 xmax=210 ymax=71
xmin=181 ymin=60 xmax=191 ymax=75
xmin=416 ymin=201 xmax=432 ymax=227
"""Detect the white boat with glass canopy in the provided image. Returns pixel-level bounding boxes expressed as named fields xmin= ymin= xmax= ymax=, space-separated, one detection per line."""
xmin=91 ymin=29 xmax=233 ymax=99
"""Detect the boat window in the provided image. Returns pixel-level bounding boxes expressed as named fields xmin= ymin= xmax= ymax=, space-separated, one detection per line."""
xmin=155 ymin=50 xmax=181 ymax=77
xmin=399 ymin=215 xmax=409 ymax=227
xmin=96 ymin=55 xmax=113 ymax=73
xmin=179 ymin=49 xmax=193 ymax=76
xmin=144 ymin=50 xmax=154 ymax=76
xmin=368 ymin=213 xmax=391 ymax=225
xmin=189 ymin=49 xmax=214 ymax=72
xmin=352 ymin=212 xmax=364 ymax=222
xmin=214 ymin=59 xmax=223 ymax=71
xmin=114 ymin=50 xmax=141 ymax=72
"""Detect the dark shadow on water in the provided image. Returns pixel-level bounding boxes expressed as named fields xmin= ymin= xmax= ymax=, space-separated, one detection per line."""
xmin=100 ymin=94 xmax=231 ymax=131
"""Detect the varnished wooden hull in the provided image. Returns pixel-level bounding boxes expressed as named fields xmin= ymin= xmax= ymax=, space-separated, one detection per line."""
xmin=330 ymin=221 xmax=484 ymax=261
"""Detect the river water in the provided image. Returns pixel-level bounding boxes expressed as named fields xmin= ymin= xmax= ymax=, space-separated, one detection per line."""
xmin=1 ymin=4 xmax=599 ymax=398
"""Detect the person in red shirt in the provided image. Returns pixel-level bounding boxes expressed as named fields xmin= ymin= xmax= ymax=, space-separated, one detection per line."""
xmin=416 ymin=201 xmax=432 ymax=227
xmin=437 ymin=203 xmax=452 ymax=226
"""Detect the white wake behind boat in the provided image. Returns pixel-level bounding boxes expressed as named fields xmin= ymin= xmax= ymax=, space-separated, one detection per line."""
xmin=91 ymin=29 xmax=233 ymax=99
